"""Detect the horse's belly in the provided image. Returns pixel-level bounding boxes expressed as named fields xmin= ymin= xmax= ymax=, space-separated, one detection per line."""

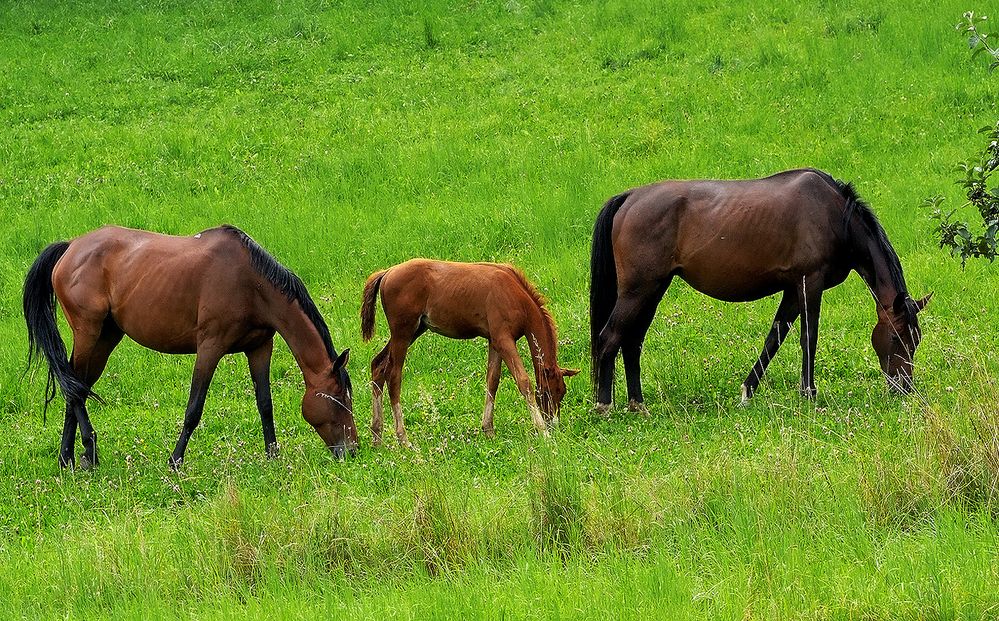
xmin=115 ymin=315 xmax=199 ymax=354
xmin=678 ymin=267 xmax=786 ymax=303
xmin=425 ymin=317 xmax=482 ymax=340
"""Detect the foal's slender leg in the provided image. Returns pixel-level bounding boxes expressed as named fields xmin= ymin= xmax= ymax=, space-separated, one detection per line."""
xmin=66 ymin=321 xmax=123 ymax=469
xmin=246 ymin=339 xmax=277 ymax=457
xmin=169 ymin=346 xmax=224 ymax=468
xmin=493 ymin=337 xmax=546 ymax=434
xmin=369 ymin=343 xmax=392 ymax=447
xmin=741 ymin=291 xmax=800 ymax=403
xmin=385 ymin=338 xmax=413 ymax=447
xmin=797 ymin=282 xmax=824 ymax=399
xmin=481 ymin=346 xmax=502 ymax=438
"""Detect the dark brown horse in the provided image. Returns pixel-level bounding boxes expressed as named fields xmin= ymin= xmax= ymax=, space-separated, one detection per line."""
xmin=590 ymin=169 xmax=930 ymax=412
xmin=360 ymin=259 xmax=578 ymax=446
xmin=23 ymin=225 xmax=356 ymax=468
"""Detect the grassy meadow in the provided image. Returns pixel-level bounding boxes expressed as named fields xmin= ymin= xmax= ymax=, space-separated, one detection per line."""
xmin=1 ymin=0 xmax=998 ymax=617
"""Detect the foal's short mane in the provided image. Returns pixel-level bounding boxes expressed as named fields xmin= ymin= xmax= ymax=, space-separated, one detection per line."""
xmin=502 ymin=265 xmax=558 ymax=352
xmin=219 ymin=225 xmax=340 ymax=364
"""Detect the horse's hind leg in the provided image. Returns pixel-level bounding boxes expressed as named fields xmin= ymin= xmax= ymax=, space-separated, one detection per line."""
xmin=66 ymin=319 xmax=123 ymax=469
xmin=369 ymin=342 xmax=392 ymax=446
xmin=58 ymin=407 xmax=78 ymax=468
xmin=621 ymin=280 xmax=670 ymax=415
xmin=595 ymin=283 xmax=663 ymax=413
xmin=481 ymin=346 xmax=502 ymax=438
xmin=741 ymin=290 xmax=800 ymax=403
xmin=385 ymin=337 xmax=413 ymax=447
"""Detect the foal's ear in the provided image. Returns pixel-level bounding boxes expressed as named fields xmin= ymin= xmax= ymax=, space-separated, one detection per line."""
xmin=561 ymin=368 xmax=580 ymax=378
xmin=915 ymin=292 xmax=933 ymax=312
xmin=333 ymin=348 xmax=350 ymax=372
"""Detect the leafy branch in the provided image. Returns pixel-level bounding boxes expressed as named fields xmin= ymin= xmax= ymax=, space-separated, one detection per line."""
xmin=925 ymin=12 xmax=999 ymax=265
xmin=958 ymin=11 xmax=999 ymax=70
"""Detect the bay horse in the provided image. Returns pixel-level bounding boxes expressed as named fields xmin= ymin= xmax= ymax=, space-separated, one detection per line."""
xmin=360 ymin=259 xmax=578 ymax=446
xmin=23 ymin=225 xmax=356 ymax=469
xmin=590 ymin=168 xmax=931 ymax=413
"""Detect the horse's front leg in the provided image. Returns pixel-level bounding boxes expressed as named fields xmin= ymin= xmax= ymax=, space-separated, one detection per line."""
xmin=741 ymin=291 xmax=799 ymax=403
xmin=796 ymin=284 xmax=823 ymax=399
xmin=246 ymin=339 xmax=277 ymax=457
xmin=494 ymin=338 xmax=547 ymax=435
xmin=169 ymin=346 xmax=224 ymax=469
xmin=481 ymin=346 xmax=502 ymax=438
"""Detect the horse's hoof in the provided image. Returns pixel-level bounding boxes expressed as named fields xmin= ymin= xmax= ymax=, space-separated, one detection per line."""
xmin=266 ymin=443 xmax=280 ymax=459
xmin=79 ymin=455 xmax=96 ymax=471
xmin=482 ymin=427 xmax=496 ymax=439
xmin=168 ymin=456 xmax=183 ymax=471
xmin=627 ymin=400 xmax=650 ymax=417
xmin=593 ymin=403 xmax=612 ymax=418
xmin=58 ymin=456 xmax=75 ymax=469
xmin=739 ymin=384 xmax=752 ymax=407
xmin=800 ymin=387 xmax=817 ymax=399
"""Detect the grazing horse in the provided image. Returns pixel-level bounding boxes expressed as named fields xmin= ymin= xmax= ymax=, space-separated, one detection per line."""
xmin=360 ymin=259 xmax=578 ymax=446
xmin=590 ymin=169 xmax=931 ymax=412
xmin=23 ymin=225 xmax=356 ymax=468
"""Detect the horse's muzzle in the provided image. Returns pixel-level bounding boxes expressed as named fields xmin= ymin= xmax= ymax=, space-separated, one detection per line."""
xmin=330 ymin=442 xmax=358 ymax=460
xmin=887 ymin=374 xmax=914 ymax=394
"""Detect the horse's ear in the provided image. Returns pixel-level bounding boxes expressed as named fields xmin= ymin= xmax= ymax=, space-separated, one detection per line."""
xmin=333 ymin=348 xmax=350 ymax=372
xmin=561 ymin=368 xmax=580 ymax=378
xmin=915 ymin=292 xmax=933 ymax=312
xmin=892 ymin=292 xmax=908 ymax=314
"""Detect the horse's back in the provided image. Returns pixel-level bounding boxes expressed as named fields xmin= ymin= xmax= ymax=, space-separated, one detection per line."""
xmin=53 ymin=226 xmax=255 ymax=352
xmin=612 ymin=169 xmax=848 ymax=301
xmin=380 ymin=259 xmax=531 ymax=339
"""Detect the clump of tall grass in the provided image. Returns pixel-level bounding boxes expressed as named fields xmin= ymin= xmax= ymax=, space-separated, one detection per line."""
xmin=857 ymin=442 xmax=940 ymax=532
xmin=528 ymin=440 xmax=587 ymax=558
xmin=217 ymin=484 xmax=267 ymax=587
xmin=409 ymin=478 xmax=476 ymax=576
xmin=925 ymin=395 xmax=999 ymax=519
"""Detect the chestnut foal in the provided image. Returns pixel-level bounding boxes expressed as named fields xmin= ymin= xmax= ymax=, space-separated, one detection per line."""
xmin=361 ymin=259 xmax=578 ymax=446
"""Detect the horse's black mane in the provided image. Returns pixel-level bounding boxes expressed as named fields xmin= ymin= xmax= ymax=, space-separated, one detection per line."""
xmin=835 ymin=179 xmax=908 ymax=299
xmin=802 ymin=169 xmax=909 ymax=300
xmin=219 ymin=226 xmax=346 ymax=384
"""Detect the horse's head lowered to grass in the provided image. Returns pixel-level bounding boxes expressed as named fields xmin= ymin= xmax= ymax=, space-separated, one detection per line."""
xmin=872 ymin=292 xmax=932 ymax=393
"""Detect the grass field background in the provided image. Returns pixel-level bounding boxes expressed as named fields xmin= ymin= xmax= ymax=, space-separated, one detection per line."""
xmin=1 ymin=0 xmax=998 ymax=618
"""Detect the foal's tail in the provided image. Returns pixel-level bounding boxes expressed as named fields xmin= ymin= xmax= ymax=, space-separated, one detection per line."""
xmin=360 ymin=270 xmax=388 ymax=342
xmin=589 ymin=192 xmax=630 ymax=392
xmin=22 ymin=241 xmax=94 ymax=416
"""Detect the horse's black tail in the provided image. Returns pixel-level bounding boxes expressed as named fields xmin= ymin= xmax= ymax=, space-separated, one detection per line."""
xmin=23 ymin=241 xmax=94 ymax=418
xmin=589 ymin=192 xmax=630 ymax=395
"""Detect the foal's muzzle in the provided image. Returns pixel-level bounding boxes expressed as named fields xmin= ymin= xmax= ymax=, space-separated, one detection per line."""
xmin=330 ymin=441 xmax=358 ymax=460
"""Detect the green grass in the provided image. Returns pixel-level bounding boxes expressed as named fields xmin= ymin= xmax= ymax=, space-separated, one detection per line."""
xmin=2 ymin=0 xmax=999 ymax=617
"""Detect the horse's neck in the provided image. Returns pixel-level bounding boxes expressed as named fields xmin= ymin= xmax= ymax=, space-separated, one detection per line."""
xmin=270 ymin=298 xmax=330 ymax=386
xmin=524 ymin=303 xmax=558 ymax=376
xmin=848 ymin=220 xmax=903 ymax=310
